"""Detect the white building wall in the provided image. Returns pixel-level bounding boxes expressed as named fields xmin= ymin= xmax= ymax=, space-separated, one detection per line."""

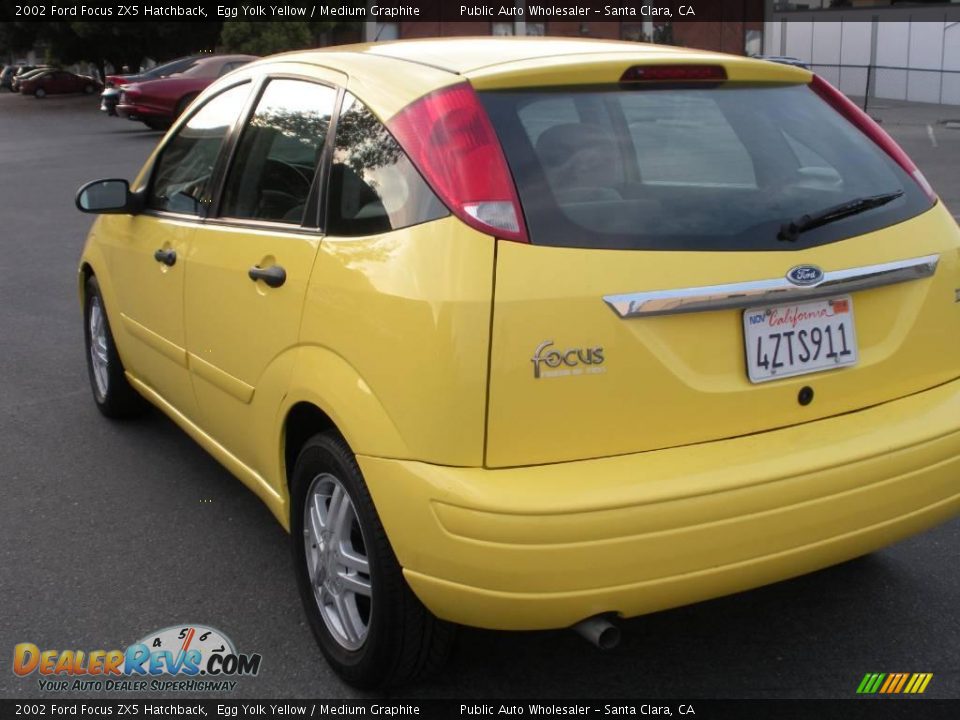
xmin=812 ymin=21 xmax=842 ymax=86
xmin=944 ymin=24 xmax=960 ymax=105
xmin=838 ymin=22 xmax=871 ymax=97
xmin=876 ymin=22 xmax=909 ymax=101
xmin=764 ymin=19 xmax=960 ymax=105
xmin=908 ymin=23 xmax=945 ymax=103
xmin=784 ymin=21 xmax=813 ymax=60
xmin=765 ymin=20 xmax=781 ymax=56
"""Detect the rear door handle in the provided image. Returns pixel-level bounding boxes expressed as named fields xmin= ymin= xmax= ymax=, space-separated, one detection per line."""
xmin=248 ymin=265 xmax=286 ymax=288
xmin=153 ymin=248 xmax=176 ymax=266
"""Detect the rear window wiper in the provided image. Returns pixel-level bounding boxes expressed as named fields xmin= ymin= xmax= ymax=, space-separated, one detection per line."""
xmin=777 ymin=190 xmax=904 ymax=242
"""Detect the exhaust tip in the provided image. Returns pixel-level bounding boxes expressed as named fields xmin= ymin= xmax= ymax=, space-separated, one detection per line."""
xmin=596 ymin=625 xmax=621 ymax=651
xmin=573 ymin=615 xmax=621 ymax=650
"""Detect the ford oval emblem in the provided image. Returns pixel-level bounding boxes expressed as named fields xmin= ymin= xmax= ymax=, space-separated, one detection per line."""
xmin=786 ymin=265 xmax=824 ymax=287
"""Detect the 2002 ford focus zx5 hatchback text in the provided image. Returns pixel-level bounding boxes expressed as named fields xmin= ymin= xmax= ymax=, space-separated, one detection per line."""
xmin=75 ymin=38 xmax=960 ymax=688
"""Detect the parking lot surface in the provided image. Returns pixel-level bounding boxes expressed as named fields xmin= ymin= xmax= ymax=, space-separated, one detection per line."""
xmin=0 ymin=91 xmax=958 ymax=700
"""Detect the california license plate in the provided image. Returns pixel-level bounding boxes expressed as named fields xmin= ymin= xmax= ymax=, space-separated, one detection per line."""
xmin=743 ymin=296 xmax=858 ymax=383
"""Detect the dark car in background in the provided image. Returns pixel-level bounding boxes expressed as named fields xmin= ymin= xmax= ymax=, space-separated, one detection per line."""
xmin=101 ymin=55 xmax=203 ymax=116
xmin=116 ymin=54 xmax=256 ymax=129
xmin=5 ymin=64 xmax=46 ymax=86
xmin=20 ymin=69 xmax=101 ymax=98
xmin=1 ymin=65 xmax=26 ymax=91
xmin=10 ymin=66 xmax=51 ymax=92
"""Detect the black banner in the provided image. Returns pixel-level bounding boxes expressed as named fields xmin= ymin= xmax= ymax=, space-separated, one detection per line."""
xmin=4 ymin=0 xmax=959 ymax=24
xmin=0 ymin=1 xmax=797 ymax=24
xmin=2 ymin=700 xmax=960 ymax=720
xmin=0 ymin=0 xmax=960 ymax=23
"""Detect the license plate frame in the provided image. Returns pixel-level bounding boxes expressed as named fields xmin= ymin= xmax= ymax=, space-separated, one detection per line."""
xmin=743 ymin=295 xmax=858 ymax=384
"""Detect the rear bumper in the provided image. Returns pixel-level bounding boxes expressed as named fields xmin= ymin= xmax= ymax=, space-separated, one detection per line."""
xmin=100 ymin=90 xmax=119 ymax=115
xmin=116 ymin=103 xmax=168 ymax=122
xmin=359 ymin=378 xmax=960 ymax=630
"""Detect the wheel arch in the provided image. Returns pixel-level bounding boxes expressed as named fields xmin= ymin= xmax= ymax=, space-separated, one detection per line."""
xmin=279 ymin=346 xmax=412 ymax=523
xmin=78 ymin=261 xmax=94 ymax=303
xmin=77 ymin=251 xmax=136 ymax=375
xmin=283 ymin=401 xmax=338 ymax=492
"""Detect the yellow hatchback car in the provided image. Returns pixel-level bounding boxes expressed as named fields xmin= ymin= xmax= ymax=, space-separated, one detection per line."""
xmin=76 ymin=38 xmax=960 ymax=687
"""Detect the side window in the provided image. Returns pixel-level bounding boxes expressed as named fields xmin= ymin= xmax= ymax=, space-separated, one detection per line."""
xmin=220 ymin=79 xmax=337 ymax=224
xmin=326 ymin=93 xmax=447 ymax=237
xmin=219 ymin=62 xmax=242 ymax=78
xmin=146 ymin=83 xmax=250 ymax=215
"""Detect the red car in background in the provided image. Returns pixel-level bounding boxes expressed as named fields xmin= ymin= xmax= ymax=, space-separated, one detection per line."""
xmin=116 ymin=54 xmax=257 ymax=130
xmin=19 ymin=69 xmax=101 ymax=98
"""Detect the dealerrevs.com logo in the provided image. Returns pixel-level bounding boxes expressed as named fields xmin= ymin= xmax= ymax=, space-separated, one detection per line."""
xmin=13 ymin=624 xmax=262 ymax=692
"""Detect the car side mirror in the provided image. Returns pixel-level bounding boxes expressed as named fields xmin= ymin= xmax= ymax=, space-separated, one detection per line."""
xmin=75 ymin=178 xmax=143 ymax=215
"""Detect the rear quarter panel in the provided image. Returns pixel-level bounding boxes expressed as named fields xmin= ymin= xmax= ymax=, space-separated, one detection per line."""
xmin=294 ymin=217 xmax=495 ymax=466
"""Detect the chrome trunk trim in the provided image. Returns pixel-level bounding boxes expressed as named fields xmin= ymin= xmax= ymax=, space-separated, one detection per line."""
xmin=602 ymin=254 xmax=939 ymax=319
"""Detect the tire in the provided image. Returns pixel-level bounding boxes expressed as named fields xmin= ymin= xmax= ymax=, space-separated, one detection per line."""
xmin=143 ymin=118 xmax=170 ymax=131
xmin=34 ymin=87 xmax=46 ymax=98
xmin=83 ymin=84 xmax=94 ymax=94
xmin=174 ymin=93 xmax=197 ymax=118
xmin=291 ymin=432 xmax=455 ymax=689
xmin=83 ymin=276 xmax=147 ymax=419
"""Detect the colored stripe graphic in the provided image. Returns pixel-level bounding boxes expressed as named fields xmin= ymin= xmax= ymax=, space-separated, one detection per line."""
xmin=857 ymin=672 xmax=933 ymax=694
xmin=879 ymin=674 xmax=896 ymax=693
xmin=856 ymin=673 xmax=886 ymax=694
xmin=905 ymin=673 xmax=934 ymax=694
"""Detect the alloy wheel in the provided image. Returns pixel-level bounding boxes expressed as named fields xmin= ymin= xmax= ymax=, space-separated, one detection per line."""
xmin=303 ymin=472 xmax=372 ymax=651
xmin=88 ymin=295 xmax=109 ymax=398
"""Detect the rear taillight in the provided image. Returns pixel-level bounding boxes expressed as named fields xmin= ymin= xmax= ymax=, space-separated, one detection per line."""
xmin=620 ymin=65 xmax=727 ymax=83
xmin=387 ymin=82 xmax=528 ymax=243
xmin=810 ymin=74 xmax=937 ymax=202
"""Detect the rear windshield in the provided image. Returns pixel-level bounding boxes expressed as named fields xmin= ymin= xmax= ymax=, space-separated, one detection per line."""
xmin=481 ymin=84 xmax=933 ymax=251
xmin=145 ymin=57 xmax=198 ymax=79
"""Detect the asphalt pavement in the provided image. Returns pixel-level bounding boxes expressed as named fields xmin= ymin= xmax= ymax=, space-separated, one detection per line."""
xmin=0 ymin=90 xmax=958 ymax=701
xmin=864 ymin=97 xmax=960 ymax=217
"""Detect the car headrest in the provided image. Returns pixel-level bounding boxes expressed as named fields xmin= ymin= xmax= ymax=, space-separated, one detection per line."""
xmin=534 ymin=123 xmax=626 ymax=192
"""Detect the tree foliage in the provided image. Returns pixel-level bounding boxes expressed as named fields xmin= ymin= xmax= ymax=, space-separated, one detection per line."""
xmin=0 ymin=21 xmax=41 ymax=58
xmin=219 ymin=21 xmax=314 ymax=56
xmin=653 ymin=23 xmax=675 ymax=46
xmin=0 ymin=19 xmax=355 ymax=77
xmin=0 ymin=21 xmax=221 ymax=78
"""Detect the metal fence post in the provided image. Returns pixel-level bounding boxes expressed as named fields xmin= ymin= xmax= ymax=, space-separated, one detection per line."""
xmin=864 ymin=64 xmax=872 ymax=113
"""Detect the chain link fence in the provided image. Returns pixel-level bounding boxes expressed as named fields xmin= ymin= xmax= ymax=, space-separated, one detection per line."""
xmin=807 ymin=63 xmax=960 ymax=113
